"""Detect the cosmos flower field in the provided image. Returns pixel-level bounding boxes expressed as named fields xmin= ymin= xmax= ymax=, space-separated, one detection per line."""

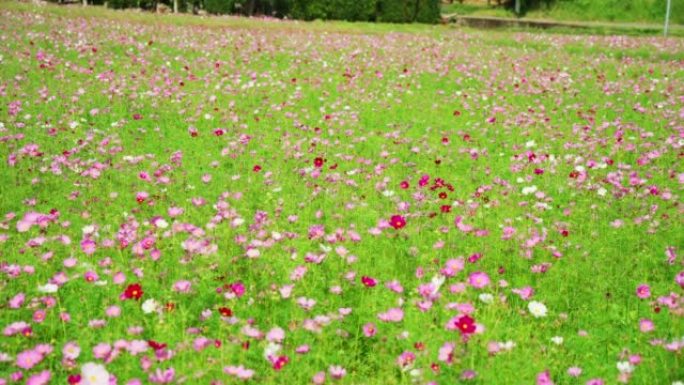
xmin=1 ymin=4 xmax=683 ymax=385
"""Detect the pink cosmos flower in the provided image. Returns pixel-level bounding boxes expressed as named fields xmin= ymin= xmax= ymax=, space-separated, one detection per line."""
xmin=312 ymin=371 xmax=326 ymax=384
xmin=362 ymin=323 xmax=377 ymax=337
xmin=512 ymin=286 xmax=534 ymax=300
xmin=32 ymin=309 xmax=46 ymax=323
xmin=149 ymin=368 xmax=175 ymax=384
xmin=16 ymin=349 xmax=43 ymax=370
xmin=8 ymin=293 xmax=25 ymax=309
xmin=636 ymin=284 xmax=650 ymax=299
xmin=93 ymin=343 xmax=112 ymax=360
xmin=172 ymin=280 xmax=192 ymax=293
xmin=385 ymin=280 xmax=404 ymax=293
xmin=397 ymin=351 xmax=416 ymax=368
xmin=567 ymin=367 xmax=582 ymax=377
xmin=536 ymin=370 xmax=554 ymax=385
xmin=639 ymin=319 xmax=654 ymax=333
xmin=378 ymin=308 xmax=404 ymax=323
xmin=106 ymin=306 xmax=121 ymax=318
xmin=468 ymin=271 xmax=490 ymax=289
xmin=84 ymin=271 xmax=99 ymax=283
xmin=266 ymin=327 xmax=285 ymax=343
xmin=63 ymin=342 xmax=81 ymax=360
xmin=328 ymin=365 xmax=346 ymax=379
xmin=224 ymin=365 xmax=255 ymax=380
xmin=81 ymin=239 xmax=97 ymax=255
xmin=438 ymin=342 xmax=455 ymax=364
xmin=26 ymin=370 xmax=51 ymax=385
xmin=135 ymin=191 xmax=149 ymax=204
xmin=676 ymin=271 xmax=684 ymax=289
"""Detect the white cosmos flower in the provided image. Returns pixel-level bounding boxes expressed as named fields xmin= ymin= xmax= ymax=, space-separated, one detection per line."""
xmin=500 ymin=340 xmax=515 ymax=351
xmin=263 ymin=342 xmax=281 ymax=360
xmin=617 ymin=361 xmax=634 ymax=373
xmin=479 ymin=293 xmax=494 ymax=304
xmin=528 ymin=301 xmax=548 ymax=318
xmin=38 ymin=283 xmax=58 ymax=293
xmin=522 ymin=186 xmax=538 ymax=195
xmin=550 ymin=336 xmax=564 ymax=345
xmin=141 ymin=299 xmax=159 ymax=314
xmin=81 ymin=362 xmax=109 ymax=385
xmin=430 ymin=275 xmax=445 ymax=294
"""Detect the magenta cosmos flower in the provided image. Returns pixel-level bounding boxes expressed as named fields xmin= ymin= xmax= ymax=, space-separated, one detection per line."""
xmin=635 ymin=284 xmax=650 ymax=299
xmin=389 ymin=215 xmax=406 ymax=230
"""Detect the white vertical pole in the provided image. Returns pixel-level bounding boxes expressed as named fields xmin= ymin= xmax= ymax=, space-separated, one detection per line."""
xmin=664 ymin=0 xmax=672 ymax=37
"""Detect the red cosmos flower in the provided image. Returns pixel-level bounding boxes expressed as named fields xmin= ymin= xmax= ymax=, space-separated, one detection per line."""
xmin=68 ymin=375 xmax=82 ymax=385
xmin=123 ymin=283 xmax=143 ymax=300
xmin=454 ymin=314 xmax=476 ymax=335
xmin=438 ymin=192 xmax=448 ymax=199
xmin=313 ymin=157 xmax=325 ymax=168
xmin=253 ymin=165 xmax=262 ymax=172
xmin=272 ymin=355 xmax=289 ymax=370
xmin=132 ymin=113 xmax=143 ymax=120
xmin=148 ymin=340 xmax=167 ymax=351
xmin=361 ymin=276 xmax=377 ymax=288
xmin=389 ymin=215 xmax=406 ymax=230
xmin=399 ymin=181 xmax=409 ymax=189
xmin=440 ymin=205 xmax=452 ymax=213
xmin=219 ymin=307 xmax=233 ymax=317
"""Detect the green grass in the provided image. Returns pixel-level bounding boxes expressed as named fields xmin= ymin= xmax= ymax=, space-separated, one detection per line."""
xmin=441 ymin=0 xmax=684 ymax=26
xmin=0 ymin=3 xmax=683 ymax=385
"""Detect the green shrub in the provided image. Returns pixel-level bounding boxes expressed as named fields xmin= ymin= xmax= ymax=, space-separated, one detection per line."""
xmin=204 ymin=0 xmax=236 ymax=14
xmin=377 ymin=0 xmax=440 ymax=23
xmin=107 ymin=0 xmax=136 ymax=9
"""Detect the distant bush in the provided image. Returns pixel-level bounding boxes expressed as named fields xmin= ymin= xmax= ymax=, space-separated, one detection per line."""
xmin=204 ymin=0 xmax=237 ymax=14
xmin=377 ymin=0 xmax=440 ymax=23
xmin=105 ymin=0 xmax=440 ymax=23
xmin=289 ymin=0 xmax=439 ymax=23
xmin=107 ymin=0 xmax=136 ymax=9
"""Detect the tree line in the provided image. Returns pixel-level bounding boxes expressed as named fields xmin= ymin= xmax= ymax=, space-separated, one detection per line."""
xmin=61 ymin=0 xmax=442 ymax=23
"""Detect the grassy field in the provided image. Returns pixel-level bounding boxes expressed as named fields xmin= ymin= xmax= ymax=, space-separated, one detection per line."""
xmin=442 ymin=0 xmax=684 ymax=26
xmin=0 ymin=3 xmax=683 ymax=385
